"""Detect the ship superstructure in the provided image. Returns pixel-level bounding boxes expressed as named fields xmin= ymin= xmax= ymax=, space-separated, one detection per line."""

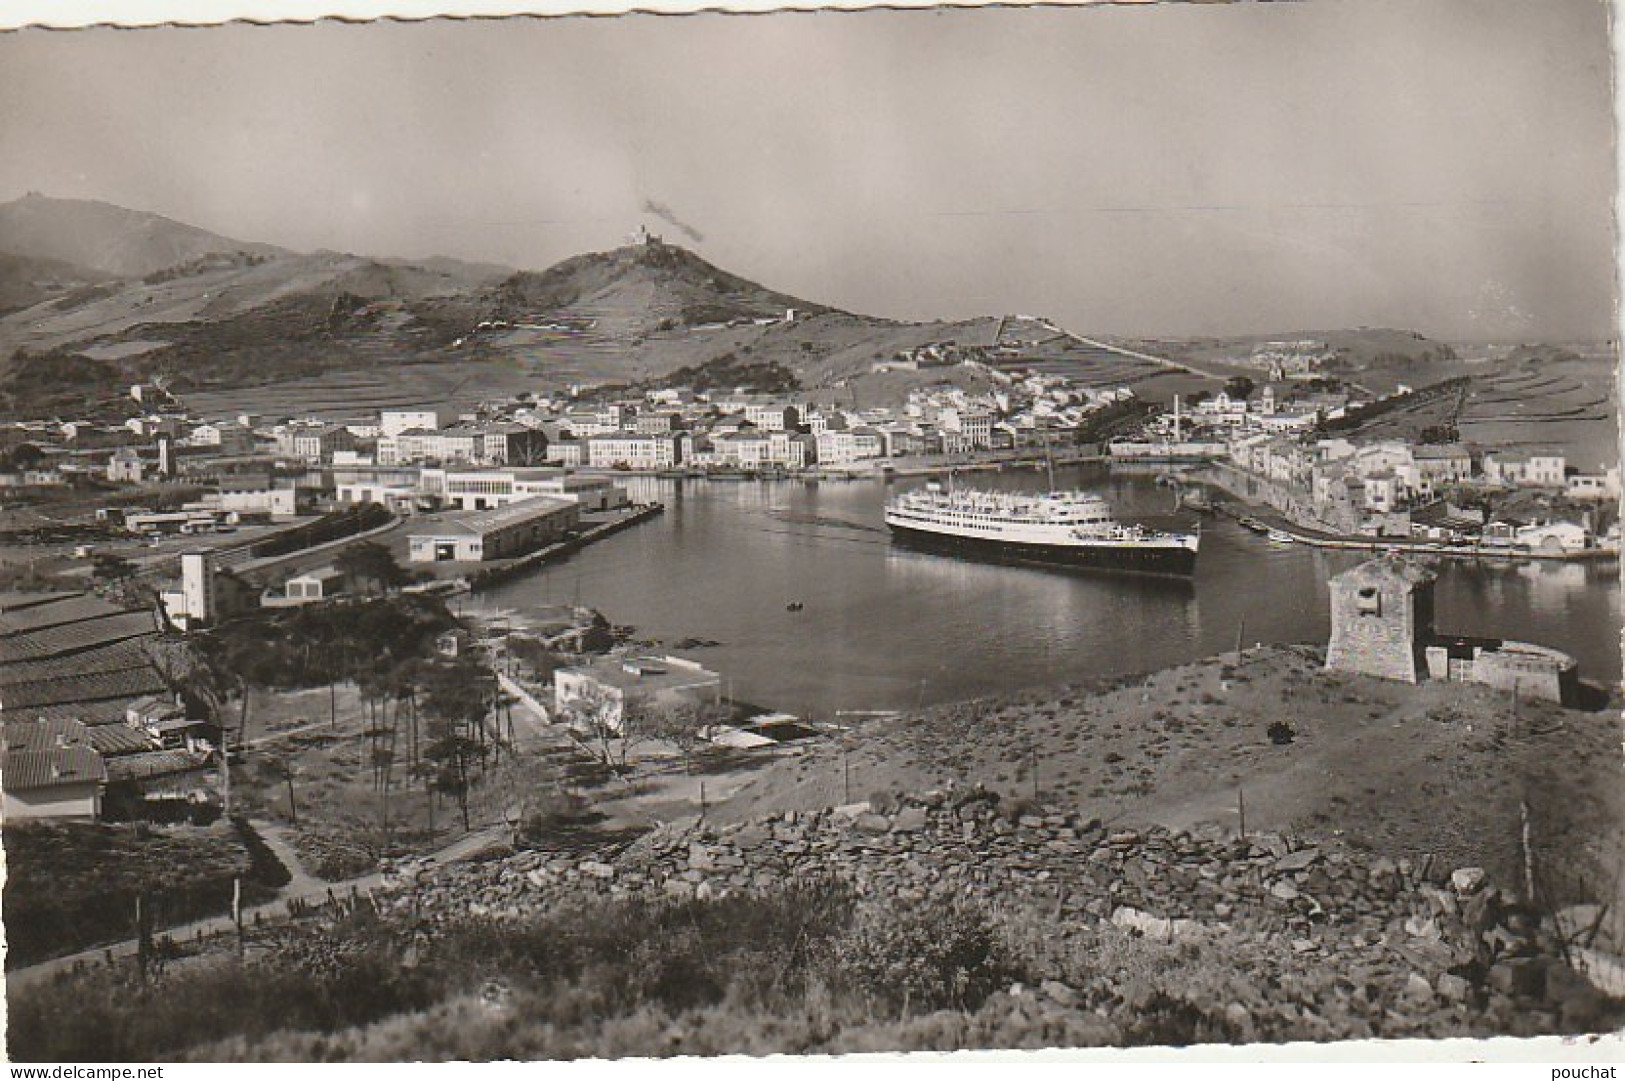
xmin=884 ymin=482 xmax=1199 ymax=576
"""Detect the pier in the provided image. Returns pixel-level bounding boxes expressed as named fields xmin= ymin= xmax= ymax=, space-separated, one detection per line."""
xmin=465 ymin=502 xmax=665 ymax=593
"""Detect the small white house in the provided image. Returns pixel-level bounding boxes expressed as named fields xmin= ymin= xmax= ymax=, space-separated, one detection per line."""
xmin=1 ymin=746 xmax=107 ymax=821
xmin=283 ymin=565 xmax=347 ymax=602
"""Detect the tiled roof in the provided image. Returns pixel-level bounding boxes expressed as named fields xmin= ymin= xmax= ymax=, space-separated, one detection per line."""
xmin=4 ymin=717 xmax=90 ymax=753
xmin=0 ymin=590 xmax=86 ymax=615
xmin=106 ymin=750 xmax=207 ymax=782
xmin=0 ymin=594 xmax=124 ymax=636
xmin=29 ymin=700 xmax=140 ymax=727
xmin=0 ymin=666 xmax=169 ymax=711
xmin=410 ymin=496 xmax=577 ymax=538
xmin=85 ymin=725 xmax=157 ymax=756
xmin=0 ymin=638 xmax=156 ymax=682
xmin=2 ymin=746 xmax=107 ymax=791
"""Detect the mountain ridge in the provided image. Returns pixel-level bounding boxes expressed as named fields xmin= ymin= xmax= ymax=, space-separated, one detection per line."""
xmin=0 ymin=194 xmax=1451 ymax=420
xmin=0 ymin=193 xmax=286 ymax=279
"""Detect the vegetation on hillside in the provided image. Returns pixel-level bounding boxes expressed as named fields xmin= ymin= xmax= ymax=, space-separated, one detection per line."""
xmin=646 ymin=353 xmax=802 ymax=395
xmin=1 ymin=821 xmax=283 ymax=969
xmin=8 ymin=880 xmax=1253 ymax=1060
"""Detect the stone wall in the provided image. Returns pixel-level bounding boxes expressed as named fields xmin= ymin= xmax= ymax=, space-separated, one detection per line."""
xmin=368 ymin=786 xmax=1617 ymax=1037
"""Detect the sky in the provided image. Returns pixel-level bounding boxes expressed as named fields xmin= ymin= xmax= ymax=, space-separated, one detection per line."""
xmin=0 ymin=0 xmax=1616 ymax=341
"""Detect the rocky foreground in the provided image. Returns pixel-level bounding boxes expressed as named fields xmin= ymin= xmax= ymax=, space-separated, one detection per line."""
xmin=380 ymin=786 xmax=1622 ymax=1043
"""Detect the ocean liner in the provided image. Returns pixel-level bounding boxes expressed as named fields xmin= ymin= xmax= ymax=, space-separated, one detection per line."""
xmin=884 ymin=482 xmax=1200 ymax=576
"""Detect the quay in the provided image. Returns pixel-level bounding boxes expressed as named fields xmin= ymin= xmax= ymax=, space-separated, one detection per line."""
xmin=1207 ymin=496 xmax=1616 ymax=564
xmin=883 ymin=448 xmax=1107 ymax=479
xmin=465 ymin=502 xmax=664 ymax=593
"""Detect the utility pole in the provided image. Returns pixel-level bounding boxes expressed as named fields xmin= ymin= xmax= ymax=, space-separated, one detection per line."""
xmin=1238 ymin=787 xmax=1248 ymax=840
xmin=232 ymin=877 xmax=244 ymax=960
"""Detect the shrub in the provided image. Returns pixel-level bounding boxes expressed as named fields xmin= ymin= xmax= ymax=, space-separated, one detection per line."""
xmin=868 ymin=789 xmax=901 ymax=815
xmin=825 ymin=894 xmax=1004 ymax=1015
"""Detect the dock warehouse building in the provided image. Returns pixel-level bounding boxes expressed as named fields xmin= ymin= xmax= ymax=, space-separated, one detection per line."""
xmin=407 ymin=495 xmax=581 ymax=563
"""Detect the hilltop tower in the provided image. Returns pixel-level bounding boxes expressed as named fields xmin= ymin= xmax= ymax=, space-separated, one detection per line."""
xmin=1325 ymin=556 xmax=1436 ymax=683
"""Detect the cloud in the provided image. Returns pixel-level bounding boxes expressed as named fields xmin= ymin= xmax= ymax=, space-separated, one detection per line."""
xmin=640 ymin=198 xmax=704 ymax=244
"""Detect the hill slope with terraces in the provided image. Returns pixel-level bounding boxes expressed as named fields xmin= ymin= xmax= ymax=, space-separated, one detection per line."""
xmin=0 ymin=198 xmax=1273 ymax=417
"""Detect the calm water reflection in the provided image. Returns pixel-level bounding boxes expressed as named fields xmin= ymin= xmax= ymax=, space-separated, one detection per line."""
xmin=475 ymin=465 xmax=1621 ymax=718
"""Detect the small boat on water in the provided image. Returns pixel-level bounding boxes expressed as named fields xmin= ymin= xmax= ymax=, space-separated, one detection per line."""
xmin=1266 ymin=529 xmax=1295 ymax=544
xmin=785 ymin=601 xmax=805 ymax=612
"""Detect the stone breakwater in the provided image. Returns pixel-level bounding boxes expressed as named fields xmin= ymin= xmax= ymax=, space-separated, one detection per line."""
xmin=377 ymin=788 xmax=1618 ymax=1038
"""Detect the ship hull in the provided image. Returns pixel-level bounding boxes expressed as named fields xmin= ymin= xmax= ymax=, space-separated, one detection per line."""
xmin=886 ymin=521 xmax=1198 ymax=577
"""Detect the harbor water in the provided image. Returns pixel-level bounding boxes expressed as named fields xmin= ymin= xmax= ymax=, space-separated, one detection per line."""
xmin=475 ymin=465 xmax=1622 ymax=719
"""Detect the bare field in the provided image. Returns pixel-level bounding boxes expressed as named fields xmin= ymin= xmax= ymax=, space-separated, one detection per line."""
xmin=178 ymin=360 xmax=543 ymax=421
xmin=1457 ymin=351 xmax=1617 ymax=470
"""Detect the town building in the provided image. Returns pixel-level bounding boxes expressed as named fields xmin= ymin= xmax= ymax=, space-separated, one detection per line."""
xmin=282 ymin=565 xmax=347 ymax=603
xmin=554 ymin=653 xmax=722 ymax=733
xmin=426 ymin=467 xmax=629 ymax=513
xmin=216 ymin=474 xmax=299 ymax=519
xmin=815 ymin=428 xmax=885 ymax=465
xmin=1514 ymin=520 xmax=1594 ymax=555
xmin=279 ymin=424 xmax=356 ymax=464
xmin=586 ymin=434 xmax=682 ymax=470
xmin=1483 ymin=451 xmax=1567 ymax=488
xmin=159 ymin=550 xmax=218 ymax=632
xmin=106 ymin=448 xmax=145 ymax=483
xmin=406 ymin=496 xmax=581 ymax=563
xmin=2 ymin=718 xmax=107 ymax=821
xmin=186 ymin=422 xmax=256 ymax=454
xmin=1566 ymin=466 xmax=1621 ymax=501
xmin=380 ymin=409 xmax=453 ymax=438
xmin=546 ymin=440 xmax=586 ymax=467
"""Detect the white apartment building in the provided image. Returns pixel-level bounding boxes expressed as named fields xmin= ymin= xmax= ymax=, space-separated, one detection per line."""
xmin=380 ymin=409 xmax=451 ymax=438
xmin=428 ymin=466 xmax=629 ymax=512
xmin=586 ymin=434 xmax=681 ymax=470
xmin=815 ymin=429 xmax=885 ymax=465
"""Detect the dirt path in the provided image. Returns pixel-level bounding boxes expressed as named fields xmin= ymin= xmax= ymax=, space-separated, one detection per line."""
xmin=252 ymin=820 xmax=325 ymax=896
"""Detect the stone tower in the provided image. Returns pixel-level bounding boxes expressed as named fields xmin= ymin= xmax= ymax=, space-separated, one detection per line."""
xmin=1325 ymin=556 xmax=1436 ymax=683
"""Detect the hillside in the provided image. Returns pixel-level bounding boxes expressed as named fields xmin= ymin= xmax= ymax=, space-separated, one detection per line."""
xmin=0 ymin=193 xmax=285 ymax=279
xmin=0 ymin=250 xmax=113 ymax=317
xmin=1125 ymin=328 xmax=1466 ymax=391
xmin=0 ymin=196 xmax=1473 ymax=419
xmin=10 ymin=768 xmax=1620 ymax=1059
xmin=488 ymin=239 xmax=827 ymax=331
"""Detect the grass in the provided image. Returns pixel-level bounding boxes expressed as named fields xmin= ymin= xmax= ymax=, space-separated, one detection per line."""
xmin=1 ymin=821 xmax=279 ymax=968
xmin=17 ymin=865 xmax=1615 ymax=1061
xmin=0 ymin=882 xmax=1316 ymax=1060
